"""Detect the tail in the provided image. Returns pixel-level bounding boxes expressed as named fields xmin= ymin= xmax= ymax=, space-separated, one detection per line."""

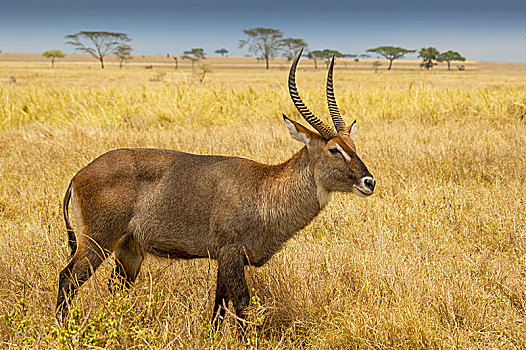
xmin=63 ymin=181 xmax=77 ymax=256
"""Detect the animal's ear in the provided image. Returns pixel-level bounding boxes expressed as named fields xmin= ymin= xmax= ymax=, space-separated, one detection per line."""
xmin=348 ymin=120 xmax=357 ymax=139
xmin=283 ymin=114 xmax=316 ymax=145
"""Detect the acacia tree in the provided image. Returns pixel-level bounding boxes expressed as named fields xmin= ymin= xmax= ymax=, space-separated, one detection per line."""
xmin=418 ymin=47 xmax=440 ymax=70
xmin=309 ymin=49 xmax=344 ymax=68
xmin=239 ymin=27 xmax=283 ymax=69
xmin=215 ymin=48 xmax=228 ymax=56
xmin=114 ymin=44 xmax=133 ymax=69
xmin=366 ymin=46 xmax=415 ymax=70
xmin=182 ymin=48 xmax=206 ymax=69
xmin=438 ymin=50 xmax=466 ymax=70
xmin=307 ymin=50 xmax=323 ymax=69
xmin=42 ymin=49 xmax=65 ymax=68
xmin=65 ymin=31 xmax=131 ymax=69
xmin=281 ymin=38 xmax=308 ymax=61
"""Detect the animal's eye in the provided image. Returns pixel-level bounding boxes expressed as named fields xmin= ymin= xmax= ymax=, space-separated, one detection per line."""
xmin=329 ymin=148 xmax=342 ymax=157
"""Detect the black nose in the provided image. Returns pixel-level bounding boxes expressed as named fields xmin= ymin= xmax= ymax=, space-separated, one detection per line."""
xmin=364 ymin=178 xmax=375 ymax=191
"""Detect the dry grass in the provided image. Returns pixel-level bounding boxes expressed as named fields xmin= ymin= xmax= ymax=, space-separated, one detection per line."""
xmin=0 ymin=57 xmax=526 ymax=349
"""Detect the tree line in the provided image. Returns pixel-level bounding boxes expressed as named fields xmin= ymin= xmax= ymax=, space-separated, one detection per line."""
xmin=238 ymin=27 xmax=465 ymax=71
xmin=36 ymin=29 xmax=465 ymax=71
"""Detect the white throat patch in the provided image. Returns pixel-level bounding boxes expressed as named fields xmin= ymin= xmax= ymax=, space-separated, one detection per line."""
xmin=316 ymin=185 xmax=332 ymax=208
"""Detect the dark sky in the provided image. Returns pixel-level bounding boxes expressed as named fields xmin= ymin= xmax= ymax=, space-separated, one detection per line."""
xmin=1 ymin=0 xmax=525 ymax=61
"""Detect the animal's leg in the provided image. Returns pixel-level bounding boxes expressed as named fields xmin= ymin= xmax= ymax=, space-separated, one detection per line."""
xmin=211 ymin=268 xmax=229 ymax=330
xmin=56 ymin=239 xmax=110 ymax=318
xmin=109 ymin=236 xmax=144 ymax=292
xmin=216 ymin=246 xmax=250 ymax=332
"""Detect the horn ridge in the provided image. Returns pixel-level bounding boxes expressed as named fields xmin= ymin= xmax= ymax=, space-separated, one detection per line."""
xmin=327 ymin=54 xmax=349 ymax=135
xmin=289 ymin=48 xmax=337 ymax=140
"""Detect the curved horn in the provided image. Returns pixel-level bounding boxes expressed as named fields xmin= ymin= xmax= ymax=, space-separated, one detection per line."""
xmin=327 ymin=54 xmax=349 ymax=136
xmin=289 ymin=48 xmax=337 ymax=140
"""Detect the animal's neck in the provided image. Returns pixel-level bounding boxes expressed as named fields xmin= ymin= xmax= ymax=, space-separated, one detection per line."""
xmin=242 ymin=147 xmax=331 ymax=266
xmin=261 ymin=147 xmax=329 ymax=235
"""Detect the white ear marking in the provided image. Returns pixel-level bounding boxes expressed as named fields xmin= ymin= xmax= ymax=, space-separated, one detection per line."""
xmin=284 ymin=118 xmax=310 ymax=145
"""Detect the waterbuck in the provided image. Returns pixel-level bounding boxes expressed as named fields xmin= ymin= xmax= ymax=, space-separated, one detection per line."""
xmin=56 ymin=50 xmax=376 ymax=328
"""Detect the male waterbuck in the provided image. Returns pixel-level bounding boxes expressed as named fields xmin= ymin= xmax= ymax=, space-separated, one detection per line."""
xmin=56 ymin=50 xmax=376 ymax=328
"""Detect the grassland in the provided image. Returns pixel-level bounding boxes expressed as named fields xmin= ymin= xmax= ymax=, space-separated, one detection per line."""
xmin=0 ymin=55 xmax=526 ymax=349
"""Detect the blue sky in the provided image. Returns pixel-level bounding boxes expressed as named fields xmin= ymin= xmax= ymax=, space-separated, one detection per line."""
xmin=1 ymin=0 xmax=525 ymax=61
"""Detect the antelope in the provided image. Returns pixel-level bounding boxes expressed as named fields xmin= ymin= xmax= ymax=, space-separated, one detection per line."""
xmin=56 ymin=49 xmax=376 ymax=329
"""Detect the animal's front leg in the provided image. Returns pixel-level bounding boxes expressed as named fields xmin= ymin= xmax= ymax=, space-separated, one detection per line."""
xmin=211 ymin=268 xmax=229 ymax=330
xmin=216 ymin=245 xmax=250 ymax=332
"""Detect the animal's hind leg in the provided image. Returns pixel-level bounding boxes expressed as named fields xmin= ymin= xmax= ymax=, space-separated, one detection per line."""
xmin=109 ymin=236 xmax=144 ymax=292
xmin=56 ymin=238 xmax=110 ymax=318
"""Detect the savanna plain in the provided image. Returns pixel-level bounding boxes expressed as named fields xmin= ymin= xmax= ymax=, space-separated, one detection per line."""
xmin=0 ymin=55 xmax=526 ymax=349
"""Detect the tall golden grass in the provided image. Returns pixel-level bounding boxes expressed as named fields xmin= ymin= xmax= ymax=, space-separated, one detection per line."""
xmin=0 ymin=59 xmax=525 ymax=348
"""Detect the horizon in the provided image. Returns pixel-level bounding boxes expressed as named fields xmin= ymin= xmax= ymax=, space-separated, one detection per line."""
xmin=1 ymin=0 xmax=525 ymax=62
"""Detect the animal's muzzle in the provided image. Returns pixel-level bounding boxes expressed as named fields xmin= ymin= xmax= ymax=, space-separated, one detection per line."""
xmin=363 ymin=177 xmax=375 ymax=192
xmin=352 ymin=176 xmax=375 ymax=197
